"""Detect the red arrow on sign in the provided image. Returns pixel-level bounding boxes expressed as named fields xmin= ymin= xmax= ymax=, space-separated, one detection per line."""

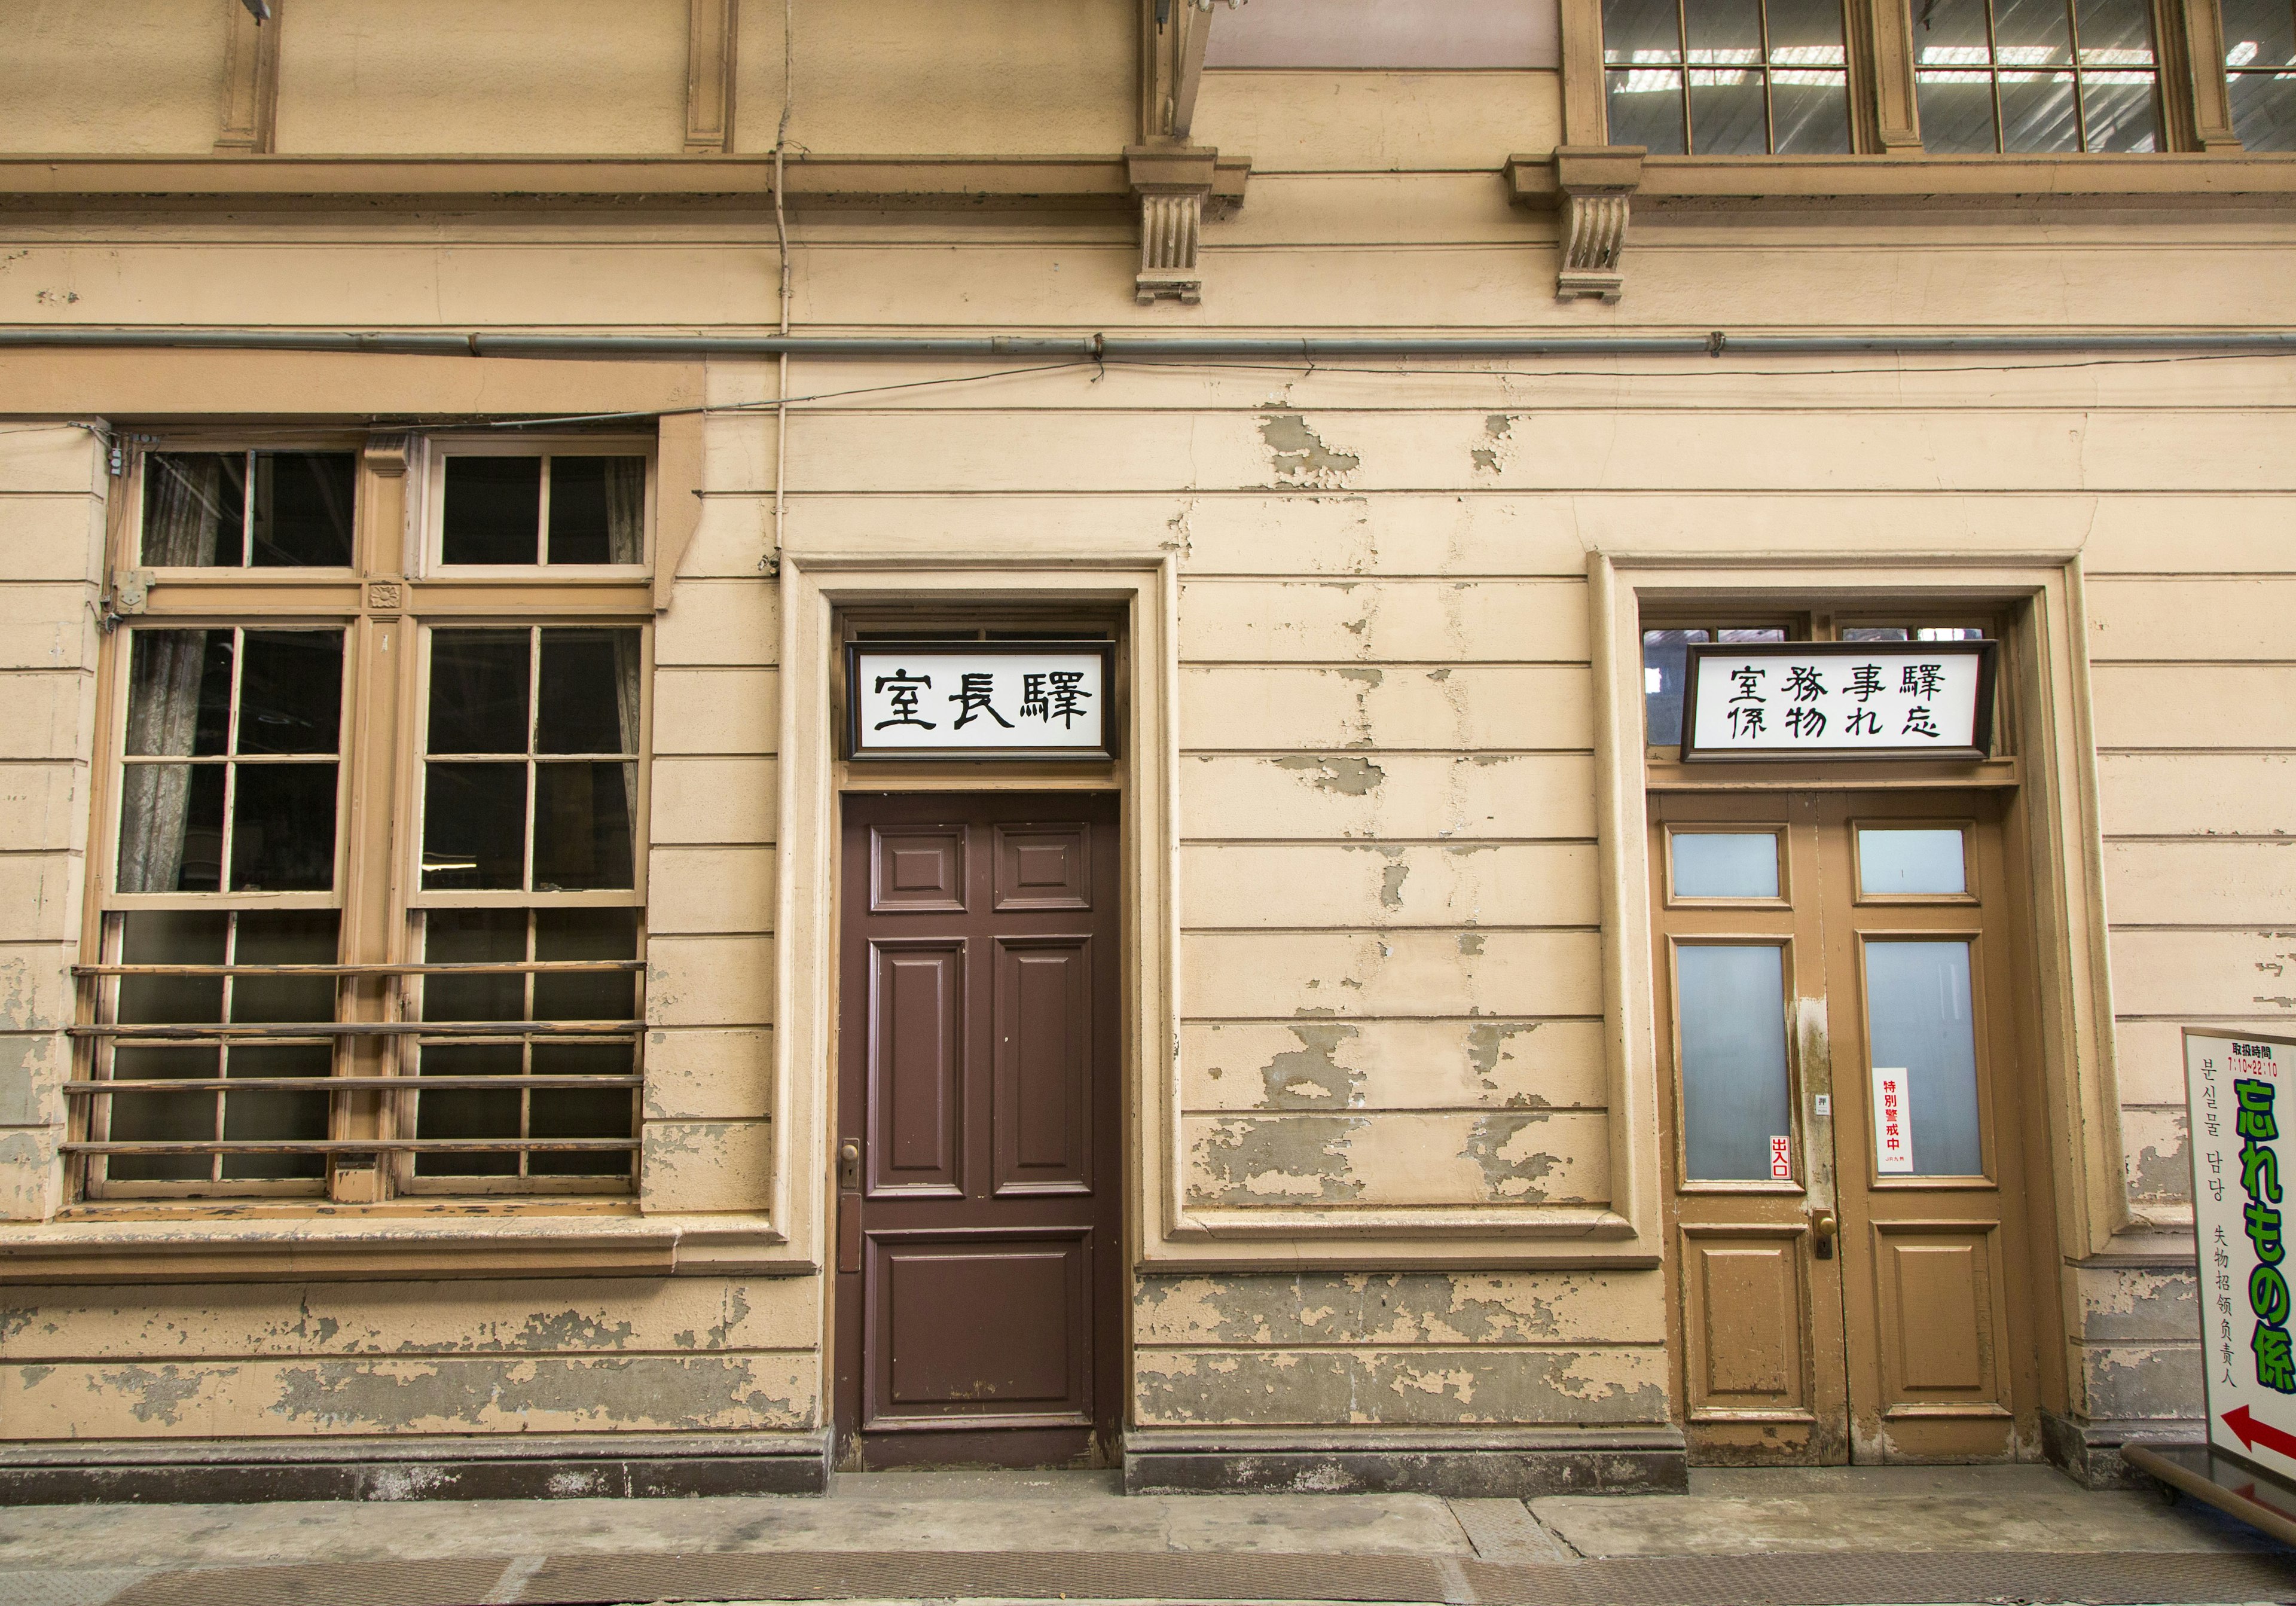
xmin=2223 ymin=1405 xmax=2296 ymax=1463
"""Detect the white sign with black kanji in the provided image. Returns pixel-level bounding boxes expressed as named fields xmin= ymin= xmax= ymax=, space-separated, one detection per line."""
xmin=1682 ymin=643 xmax=1994 ymax=761
xmin=852 ymin=649 xmax=1107 ymax=755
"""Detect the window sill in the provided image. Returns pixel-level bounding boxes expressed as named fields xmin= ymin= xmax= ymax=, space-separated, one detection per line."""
xmin=1508 ymin=151 xmax=2296 ymax=208
xmin=0 ymin=1211 xmax=813 ymax=1284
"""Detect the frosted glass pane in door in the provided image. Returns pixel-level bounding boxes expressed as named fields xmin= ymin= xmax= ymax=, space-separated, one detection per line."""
xmin=1858 ymin=828 xmax=1967 ymax=894
xmin=1672 ymin=832 xmax=1780 ymax=899
xmin=1677 ymin=944 xmax=1793 ymax=1180
xmin=1864 ymin=939 xmax=1983 ymax=1176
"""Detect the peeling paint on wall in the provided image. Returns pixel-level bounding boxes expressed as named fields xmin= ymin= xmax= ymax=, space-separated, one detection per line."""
xmin=1256 ymin=1022 xmax=1364 ymax=1110
xmin=1460 ymin=1112 xmax=1561 ymax=1199
xmin=1259 ymin=414 xmax=1361 ymax=488
xmin=1190 ymin=1114 xmax=1369 ymax=1201
xmin=1272 ymin=753 xmax=1386 ymax=796
xmin=1134 ymin=1345 xmax=1668 ymax=1426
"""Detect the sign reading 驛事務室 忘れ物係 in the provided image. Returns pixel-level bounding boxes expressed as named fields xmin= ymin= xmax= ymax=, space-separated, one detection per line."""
xmin=846 ymin=640 xmax=1116 ymax=761
xmin=1680 ymin=641 xmax=1997 ymax=762
xmin=2188 ymin=1031 xmax=2296 ymax=1477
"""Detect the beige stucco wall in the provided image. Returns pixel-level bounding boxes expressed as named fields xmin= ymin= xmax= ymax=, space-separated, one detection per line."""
xmin=0 ymin=3 xmax=2291 ymax=1458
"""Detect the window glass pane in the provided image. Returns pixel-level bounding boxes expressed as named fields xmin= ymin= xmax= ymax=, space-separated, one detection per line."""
xmin=236 ymin=631 xmax=343 ymax=756
xmin=1772 ymin=72 xmax=1853 ymax=152
xmin=1843 ymin=625 xmax=1912 ymax=641
xmin=1995 ymin=0 xmax=2074 ymax=62
xmin=416 ymin=1042 xmax=524 ymax=1176
xmin=2077 ymin=0 xmax=2154 ymax=60
xmin=442 ymin=457 xmax=542 ymax=565
xmin=104 ymin=1044 xmax=218 ymax=1182
xmin=1864 ymin=939 xmax=1983 ymax=1176
xmin=125 ymin=630 xmax=233 ymax=758
xmin=117 ymin=911 xmax=227 ymax=1024
xmin=546 ymin=456 xmax=648 ymax=565
xmin=1605 ymin=0 xmax=1683 ymax=62
xmin=1689 ymin=0 xmax=1767 ymax=151
xmin=2230 ymin=68 xmax=2296 ymax=146
xmin=118 ymin=762 xmax=225 ymax=893
xmin=1918 ymin=70 xmax=2002 ymax=148
xmin=1768 ymin=0 xmax=1848 ymax=59
xmin=528 ymin=1061 xmax=636 ymax=1177
xmin=250 ymin=452 xmax=355 ymax=567
xmin=534 ymin=907 xmax=640 ymax=1019
xmin=220 ymin=1042 xmax=329 ymax=1180
xmin=1858 ymin=827 xmax=1968 ymax=894
xmin=1642 ymin=628 xmax=1706 ymax=744
xmin=423 ymin=762 xmax=529 ymax=890
xmin=2079 ymin=71 xmax=2157 ymax=146
xmin=1677 ymin=944 xmax=1793 ymax=1181
xmin=228 ymin=764 xmax=338 ymax=892
xmin=425 ymin=909 xmax=528 ymax=1022
xmin=141 ymin=453 xmax=246 ymax=568
xmin=1608 ymin=66 xmax=1690 ymax=149
xmin=533 ymin=762 xmax=636 ymax=892
xmin=1916 ymin=0 xmax=1996 ymax=59
xmin=536 ymin=628 xmax=640 ymax=755
xmin=1673 ymin=832 xmax=1781 ymax=899
xmin=2225 ymin=0 xmax=2296 ymax=62
xmin=428 ymin=630 xmax=531 ymax=755
xmin=1999 ymin=68 xmax=2082 ymax=148
xmin=230 ymin=911 xmax=340 ymax=1022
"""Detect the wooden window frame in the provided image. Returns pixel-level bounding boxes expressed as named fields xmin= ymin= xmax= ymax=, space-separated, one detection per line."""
xmin=71 ymin=433 xmax=657 ymax=1210
xmin=1570 ymin=0 xmax=2248 ymax=153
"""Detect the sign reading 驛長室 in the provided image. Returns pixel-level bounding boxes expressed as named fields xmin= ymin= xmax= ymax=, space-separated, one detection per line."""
xmin=2188 ymin=1030 xmax=2296 ymax=1476
xmin=1681 ymin=642 xmax=1996 ymax=762
xmin=847 ymin=640 xmax=1116 ymax=761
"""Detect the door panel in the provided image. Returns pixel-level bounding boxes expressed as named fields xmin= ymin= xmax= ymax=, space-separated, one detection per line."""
xmin=837 ymin=792 xmax=1122 ymax=1470
xmin=994 ymin=938 xmax=1094 ymax=1195
xmin=1682 ymin=1229 xmax=1810 ymax=1416
xmin=870 ymin=941 xmax=963 ymax=1196
xmin=1653 ymin=787 xmax=2035 ymax=1466
xmin=866 ymin=1233 xmax=1091 ymax=1427
xmin=1870 ymin=1226 xmax=2005 ymax=1407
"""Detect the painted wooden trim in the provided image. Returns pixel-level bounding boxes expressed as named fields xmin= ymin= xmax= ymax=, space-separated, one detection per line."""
xmin=777 ymin=557 xmax=1174 ymax=1284
xmin=215 ymin=1 xmax=281 ymax=155
xmin=1506 ymin=151 xmax=2296 ymax=207
xmin=1557 ymin=0 xmax=1608 ymax=148
xmin=2178 ymin=0 xmax=2243 ymax=151
xmin=1598 ymin=555 xmax=2127 ymax=1275
xmin=684 ymin=0 xmax=739 ymax=155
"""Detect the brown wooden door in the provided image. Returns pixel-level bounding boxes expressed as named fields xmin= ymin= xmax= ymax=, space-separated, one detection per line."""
xmin=1652 ymin=789 xmax=2035 ymax=1465
xmin=834 ymin=792 xmax=1122 ymax=1469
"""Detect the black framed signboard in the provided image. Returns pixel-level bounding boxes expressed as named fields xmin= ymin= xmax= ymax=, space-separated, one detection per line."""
xmin=844 ymin=640 xmax=1118 ymax=761
xmin=1680 ymin=640 xmax=1998 ymax=763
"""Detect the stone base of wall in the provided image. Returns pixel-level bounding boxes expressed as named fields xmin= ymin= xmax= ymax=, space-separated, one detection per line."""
xmin=2041 ymin=1409 xmax=2203 ymax=1489
xmin=1123 ymin=1425 xmax=1688 ymax=1497
xmin=0 ymin=1431 xmax=832 ymax=1504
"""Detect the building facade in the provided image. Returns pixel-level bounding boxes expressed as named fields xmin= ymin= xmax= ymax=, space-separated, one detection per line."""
xmin=1 ymin=0 xmax=2292 ymax=1499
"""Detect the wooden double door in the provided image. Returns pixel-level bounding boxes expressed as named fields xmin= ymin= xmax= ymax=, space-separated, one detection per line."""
xmin=1653 ymin=789 xmax=2042 ymax=1464
xmin=834 ymin=792 xmax=1122 ymax=1468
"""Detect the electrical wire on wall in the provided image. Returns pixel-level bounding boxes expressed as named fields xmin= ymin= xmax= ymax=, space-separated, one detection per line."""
xmin=770 ymin=0 xmax=795 ymax=579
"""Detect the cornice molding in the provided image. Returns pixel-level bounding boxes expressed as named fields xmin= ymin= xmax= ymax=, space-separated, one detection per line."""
xmin=0 ymin=153 xmax=1251 ymax=213
xmin=1509 ymin=150 xmax=2296 ymax=208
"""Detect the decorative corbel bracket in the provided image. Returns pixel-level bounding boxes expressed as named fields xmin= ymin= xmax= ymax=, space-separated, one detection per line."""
xmin=1127 ymin=145 xmax=1221 ymax=306
xmin=1552 ymin=145 xmax=1645 ymax=304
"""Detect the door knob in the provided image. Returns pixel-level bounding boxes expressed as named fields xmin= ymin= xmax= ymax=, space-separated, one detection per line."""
xmin=838 ymin=1140 xmax=862 ymax=1193
xmin=1810 ymin=1210 xmax=1838 ymax=1260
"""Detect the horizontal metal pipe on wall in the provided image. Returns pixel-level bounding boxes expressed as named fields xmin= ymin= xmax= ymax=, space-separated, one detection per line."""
xmin=2 ymin=328 xmax=2295 ymax=361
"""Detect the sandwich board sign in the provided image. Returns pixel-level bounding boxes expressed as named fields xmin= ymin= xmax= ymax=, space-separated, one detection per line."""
xmin=2127 ymin=1029 xmax=2296 ymax=1541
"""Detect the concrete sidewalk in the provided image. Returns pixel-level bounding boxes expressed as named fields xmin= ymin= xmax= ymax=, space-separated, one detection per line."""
xmin=0 ymin=1463 xmax=2288 ymax=1605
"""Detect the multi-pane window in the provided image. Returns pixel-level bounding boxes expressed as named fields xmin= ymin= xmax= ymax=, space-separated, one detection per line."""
xmin=75 ymin=439 xmax=653 ymax=1203
xmin=408 ymin=623 xmax=646 ymax=1189
xmin=1603 ymin=0 xmax=1852 ymax=154
xmin=437 ymin=451 xmax=649 ymax=566
xmin=2223 ymin=0 xmax=2296 ymax=147
xmin=1913 ymin=0 xmax=2160 ymax=152
xmin=141 ymin=450 xmax=355 ymax=569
